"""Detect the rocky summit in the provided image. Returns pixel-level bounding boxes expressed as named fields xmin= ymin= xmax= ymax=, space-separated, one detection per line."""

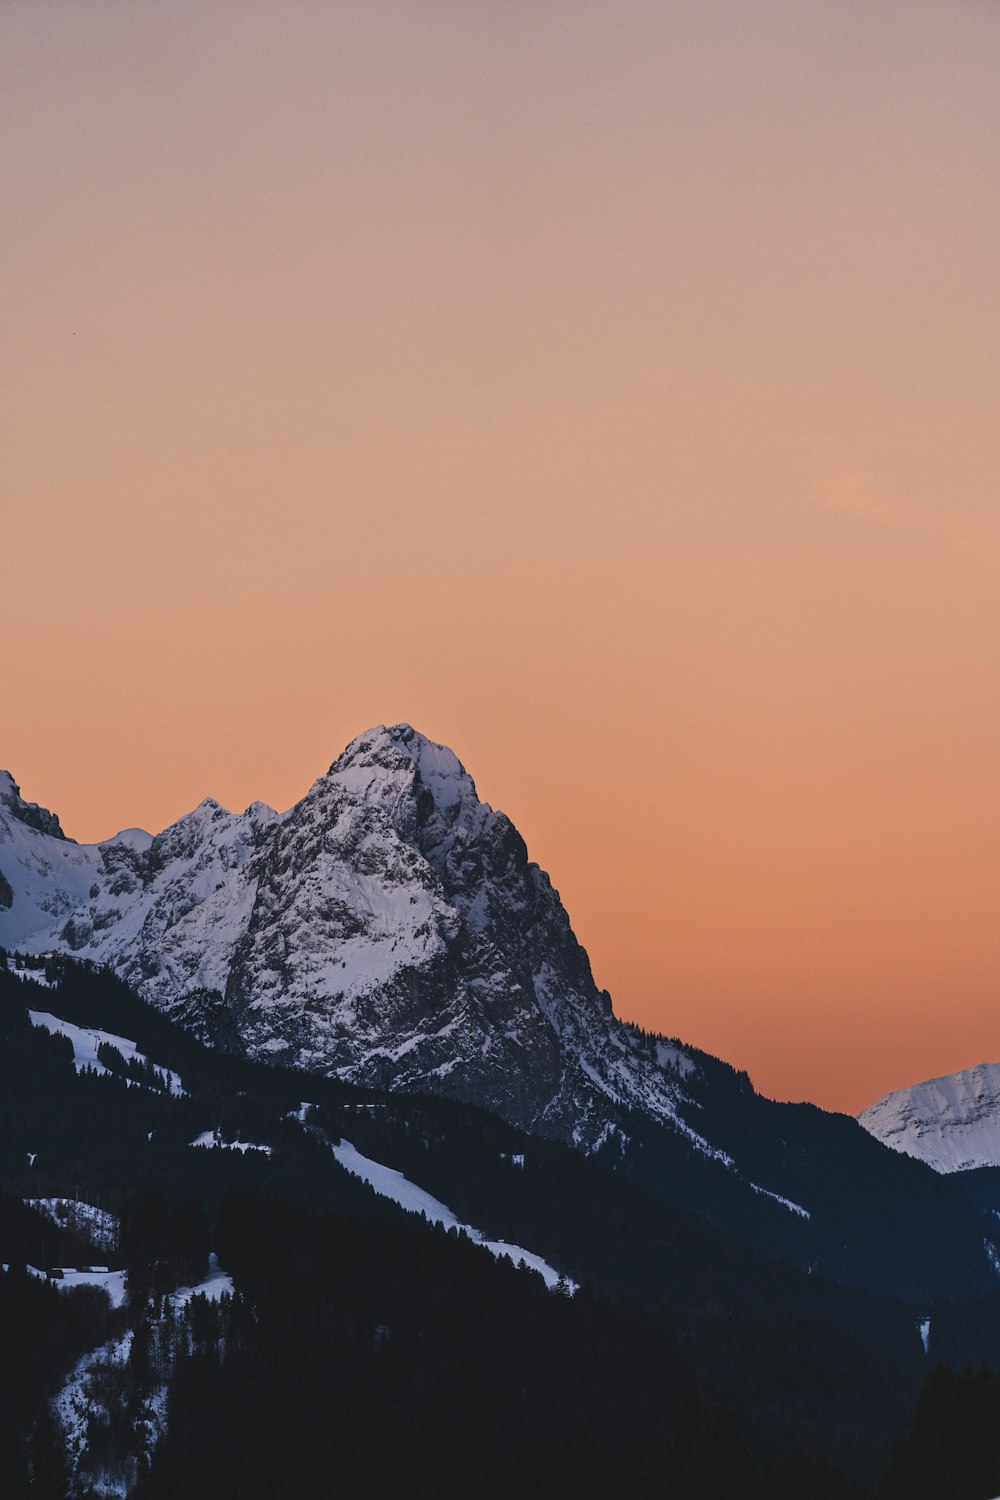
xmin=0 ymin=726 xmax=702 ymax=1150
xmin=859 ymin=1061 xmax=1000 ymax=1173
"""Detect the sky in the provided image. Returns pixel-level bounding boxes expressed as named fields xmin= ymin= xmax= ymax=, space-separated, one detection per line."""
xmin=2 ymin=0 xmax=998 ymax=1114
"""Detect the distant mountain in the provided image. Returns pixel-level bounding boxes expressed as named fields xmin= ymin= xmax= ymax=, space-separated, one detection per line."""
xmin=0 ymin=957 xmax=939 ymax=1496
xmin=0 ymin=726 xmax=703 ymax=1153
xmin=4 ymin=727 xmax=1000 ymax=1301
xmin=860 ymin=1062 xmax=1000 ymax=1173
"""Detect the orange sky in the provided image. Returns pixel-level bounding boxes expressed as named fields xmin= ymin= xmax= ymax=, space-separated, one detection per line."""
xmin=3 ymin=1 xmax=999 ymax=1114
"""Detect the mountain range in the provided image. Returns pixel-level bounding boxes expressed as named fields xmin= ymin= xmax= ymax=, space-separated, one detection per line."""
xmin=3 ymin=725 xmax=1000 ymax=1300
xmin=6 ymin=725 xmax=1000 ymax=1496
xmin=1 ymin=727 xmax=699 ymax=1151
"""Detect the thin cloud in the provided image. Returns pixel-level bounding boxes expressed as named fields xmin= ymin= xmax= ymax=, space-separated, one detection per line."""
xmin=816 ymin=471 xmax=910 ymax=524
xmin=815 ymin=470 xmax=997 ymax=570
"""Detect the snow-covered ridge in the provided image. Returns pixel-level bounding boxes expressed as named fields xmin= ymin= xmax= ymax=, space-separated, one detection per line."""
xmin=0 ymin=769 xmax=72 ymax=841
xmin=331 ymin=1138 xmax=576 ymax=1291
xmin=1 ymin=725 xmax=705 ymax=1156
xmin=859 ymin=1061 xmax=1000 ymax=1173
xmin=25 ymin=1198 xmax=120 ymax=1254
xmin=28 ymin=1011 xmax=185 ymax=1096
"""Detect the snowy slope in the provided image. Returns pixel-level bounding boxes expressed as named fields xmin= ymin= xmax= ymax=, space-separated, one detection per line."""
xmin=25 ymin=1198 xmax=119 ymax=1254
xmin=52 ymin=1267 xmax=128 ymax=1306
xmin=190 ymin=1130 xmax=271 ymax=1154
xmin=28 ymin=1010 xmax=185 ymax=1095
xmin=169 ymin=1252 xmax=233 ymax=1307
xmin=0 ymin=772 xmax=104 ymax=946
xmin=860 ymin=1063 xmax=1000 ymax=1173
xmin=0 ymin=726 xmax=708 ymax=1155
xmin=331 ymin=1138 xmax=575 ymax=1290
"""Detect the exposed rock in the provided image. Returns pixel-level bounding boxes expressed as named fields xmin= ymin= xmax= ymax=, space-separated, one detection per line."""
xmin=0 ymin=728 xmax=702 ymax=1150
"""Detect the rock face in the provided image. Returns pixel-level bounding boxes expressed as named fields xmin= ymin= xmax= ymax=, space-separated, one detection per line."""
xmin=0 ymin=771 xmax=102 ymax=945
xmin=0 ymin=770 xmax=72 ymax=841
xmin=0 ymin=727 xmax=702 ymax=1148
xmin=10 ymin=730 xmax=1000 ymax=1301
xmin=859 ymin=1062 xmax=1000 ymax=1173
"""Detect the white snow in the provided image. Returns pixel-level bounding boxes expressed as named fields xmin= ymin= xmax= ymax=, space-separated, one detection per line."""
xmin=656 ymin=1039 xmax=697 ymax=1078
xmin=3 ymin=1261 xmax=126 ymax=1306
xmin=0 ymin=780 xmax=274 ymax=1008
xmin=330 ymin=1138 xmax=576 ymax=1291
xmin=743 ymin=1178 xmax=811 ymax=1219
xmin=2 ymin=731 xmax=723 ymax=1168
xmin=9 ymin=964 xmax=54 ymax=987
xmin=104 ymin=827 xmax=153 ymax=852
xmin=169 ymin=1252 xmax=233 ymax=1308
xmin=25 ymin=1198 xmax=119 ymax=1254
xmin=28 ymin=1010 xmax=185 ymax=1095
xmin=54 ymin=1330 xmax=135 ymax=1495
xmin=859 ymin=1062 xmax=1000 ymax=1173
xmin=0 ymin=782 xmax=105 ymax=948
xmin=52 ymin=1267 xmax=128 ymax=1306
xmin=51 ymin=1315 xmax=170 ymax=1498
xmin=190 ymin=1129 xmax=272 ymax=1155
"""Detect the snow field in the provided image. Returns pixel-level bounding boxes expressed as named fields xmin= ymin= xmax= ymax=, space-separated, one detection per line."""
xmin=28 ymin=1010 xmax=185 ymax=1095
xmin=331 ymin=1139 xmax=576 ymax=1292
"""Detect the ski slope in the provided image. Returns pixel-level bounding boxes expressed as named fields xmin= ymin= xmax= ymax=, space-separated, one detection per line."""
xmin=331 ymin=1138 xmax=576 ymax=1292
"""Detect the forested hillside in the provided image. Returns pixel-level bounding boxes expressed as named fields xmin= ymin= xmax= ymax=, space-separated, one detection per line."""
xmin=3 ymin=953 xmax=1000 ymax=1497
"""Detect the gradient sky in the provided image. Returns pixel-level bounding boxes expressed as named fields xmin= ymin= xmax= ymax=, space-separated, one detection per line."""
xmin=3 ymin=1 xmax=999 ymax=1113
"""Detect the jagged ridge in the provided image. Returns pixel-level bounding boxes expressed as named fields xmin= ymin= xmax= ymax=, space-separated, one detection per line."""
xmin=0 ymin=727 xmax=702 ymax=1150
xmin=860 ymin=1062 xmax=1000 ymax=1173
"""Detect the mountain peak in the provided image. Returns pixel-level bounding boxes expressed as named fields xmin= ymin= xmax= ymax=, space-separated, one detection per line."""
xmin=0 ymin=769 xmax=73 ymax=842
xmin=859 ymin=1061 xmax=1000 ymax=1173
xmin=102 ymin=826 xmax=154 ymax=852
xmin=0 ymin=730 xmax=699 ymax=1153
xmin=331 ymin=724 xmax=476 ymax=811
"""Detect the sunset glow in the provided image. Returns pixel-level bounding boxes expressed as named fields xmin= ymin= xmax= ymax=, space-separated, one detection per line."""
xmin=3 ymin=0 xmax=999 ymax=1113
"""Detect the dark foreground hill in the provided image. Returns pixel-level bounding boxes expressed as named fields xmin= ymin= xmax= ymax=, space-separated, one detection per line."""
xmin=3 ymin=727 xmax=998 ymax=1307
xmin=3 ymin=956 xmax=1000 ymax=1497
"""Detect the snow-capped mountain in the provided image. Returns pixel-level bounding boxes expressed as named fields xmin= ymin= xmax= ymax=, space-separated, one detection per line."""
xmin=0 ymin=771 xmax=111 ymax=944
xmin=859 ymin=1062 xmax=1000 ymax=1173
xmin=0 ymin=727 xmax=702 ymax=1150
xmin=9 ymin=735 xmax=1000 ymax=1303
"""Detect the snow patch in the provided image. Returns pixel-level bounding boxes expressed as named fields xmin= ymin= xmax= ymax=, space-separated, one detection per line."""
xmin=25 ymin=1198 xmax=119 ymax=1254
xmin=9 ymin=964 xmax=55 ymax=987
xmin=331 ymin=1138 xmax=576 ymax=1292
xmin=51 ymin=1267 xmax=128 ymax=1306
xmin=169 ymin=1252 xmax=233 ymax=1308
xmin=54 ymin=1330 xmax=135 ymax=1496
xmin=190 ymin=1130 xmax=271 ymax=1155
xmin=743 ymin=1178 xmax=811 ymax=1219
xmin=28 ymin=1010 xmax=185 ymax=1095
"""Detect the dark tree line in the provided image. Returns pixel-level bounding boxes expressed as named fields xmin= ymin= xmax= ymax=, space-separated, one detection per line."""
xmin=6 ymin=956 xmax=1000 ymax=1497
xmin=879 ymin=1364 xmax=1000 ymax=1500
